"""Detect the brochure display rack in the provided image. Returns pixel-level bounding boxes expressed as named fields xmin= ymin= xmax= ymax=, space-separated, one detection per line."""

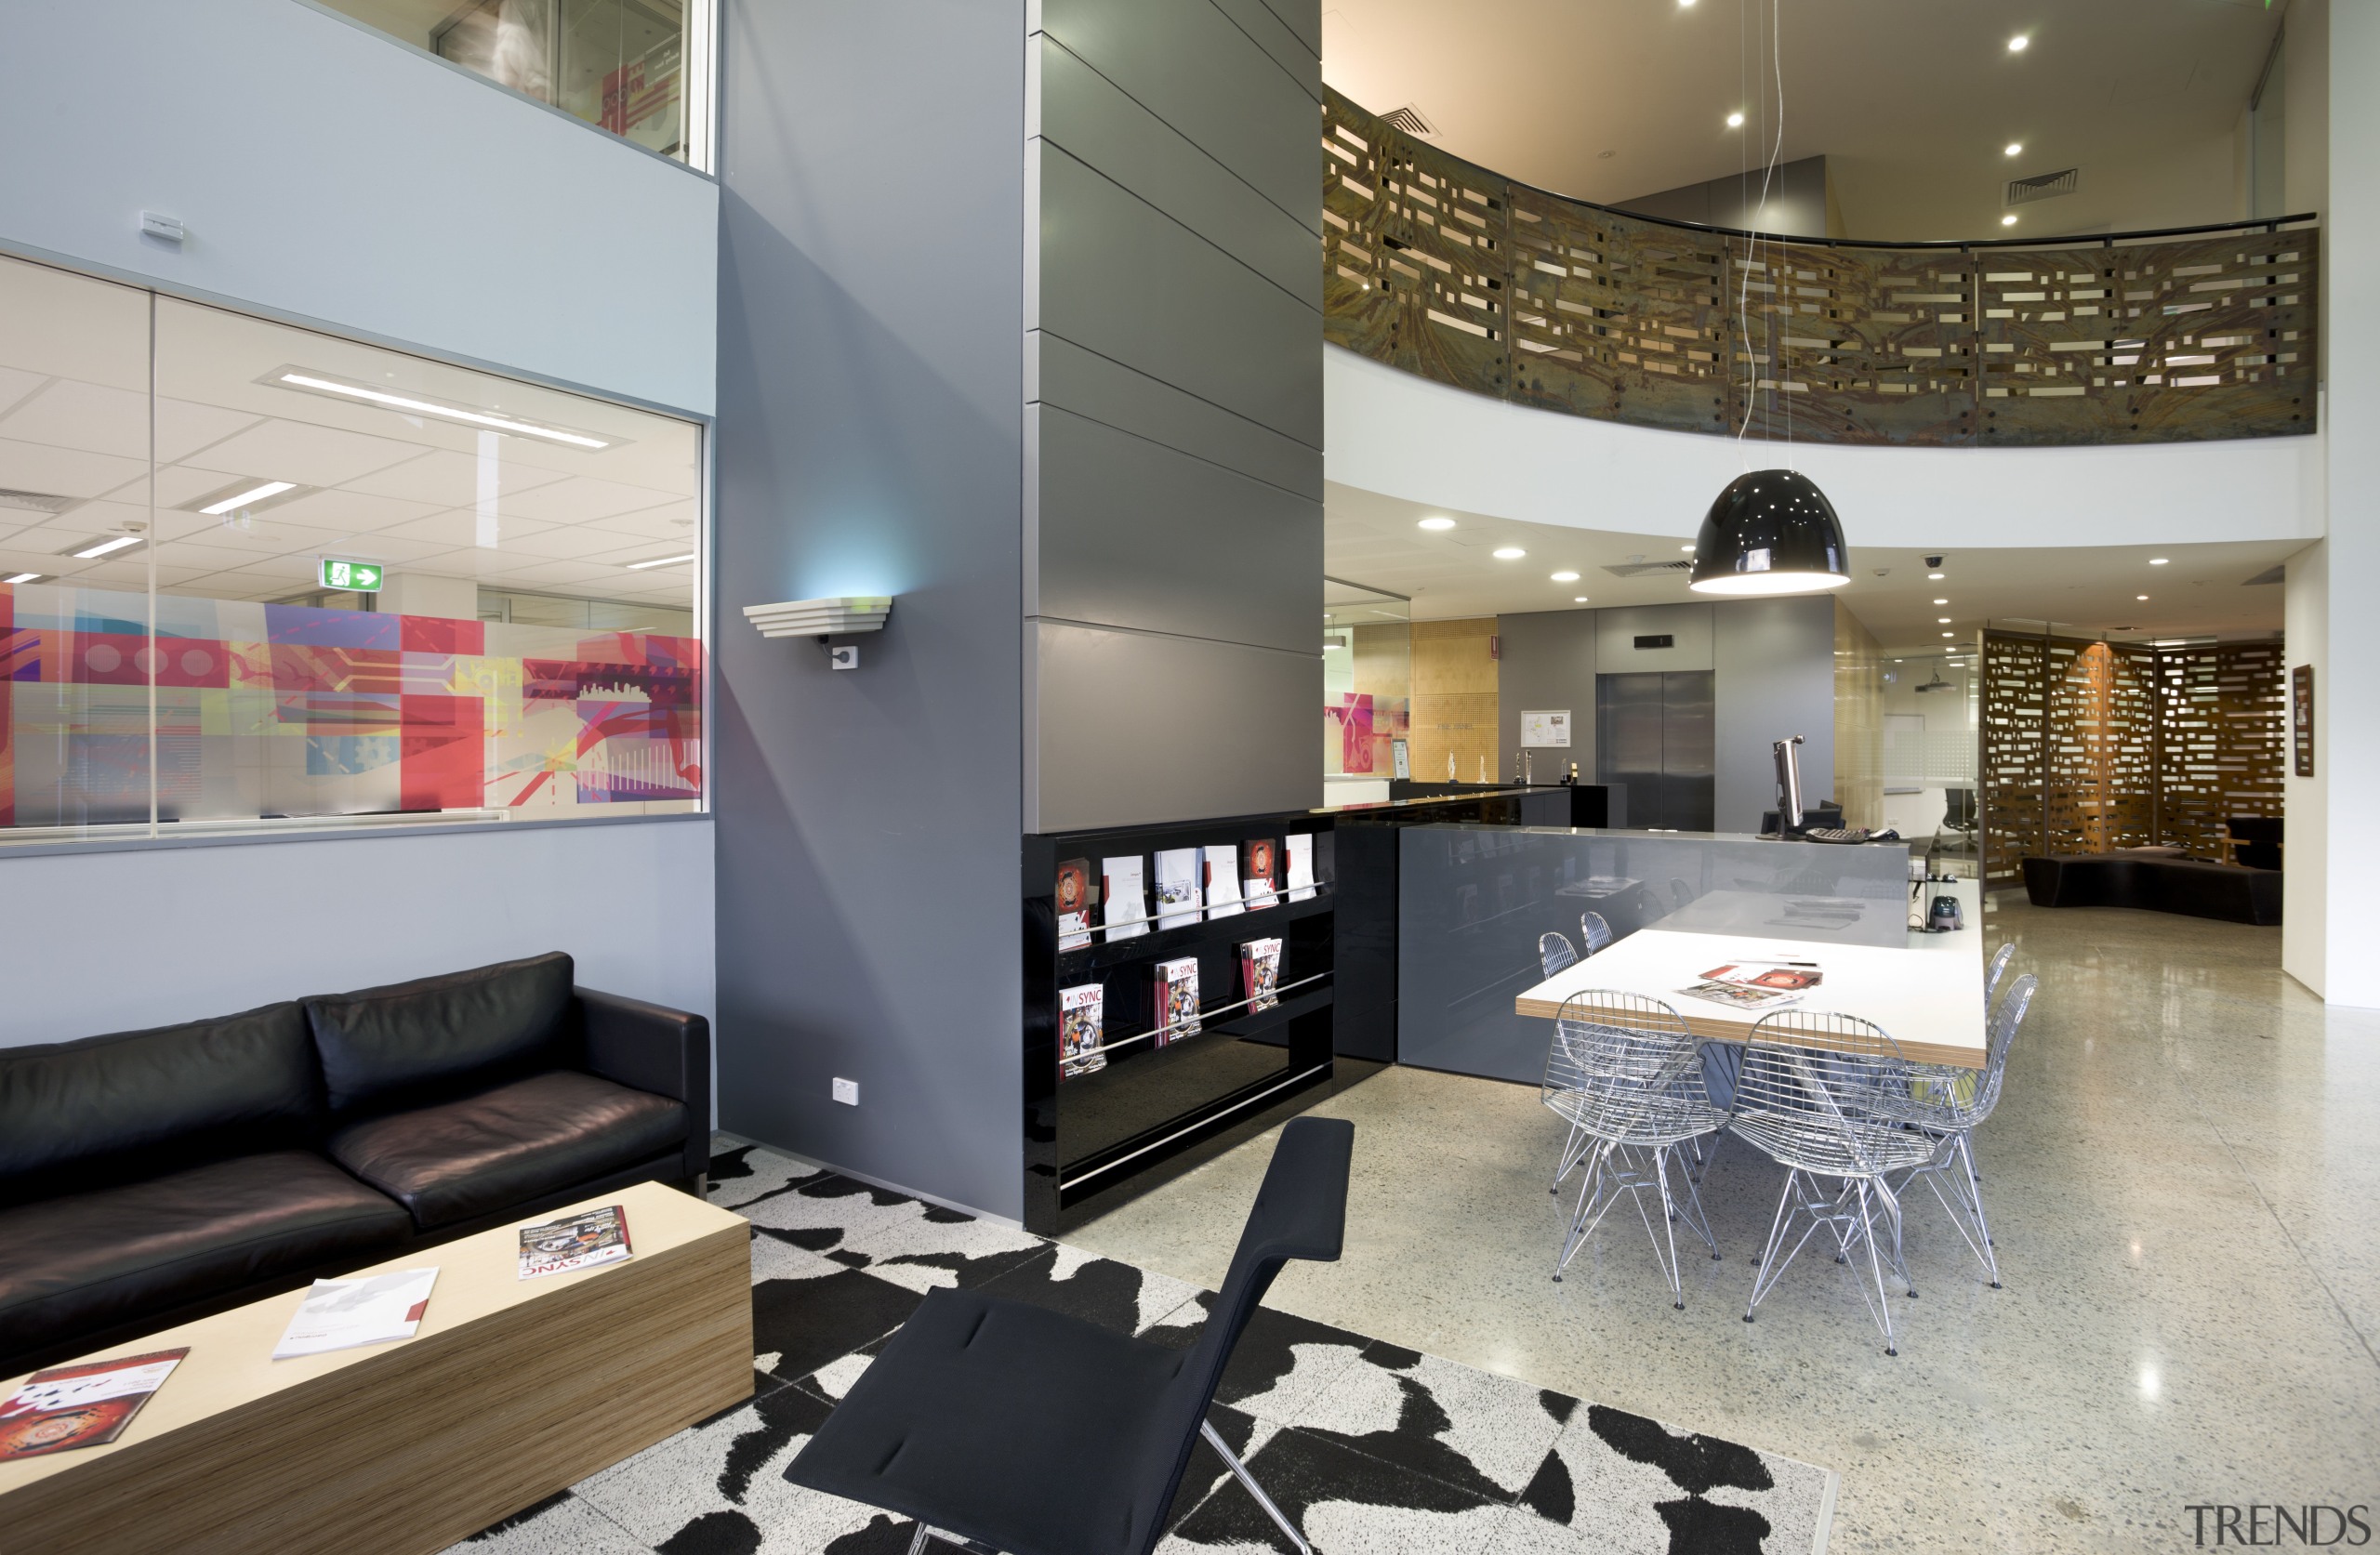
xmin=1023 ymin=810 xmax=1338 ymax=1233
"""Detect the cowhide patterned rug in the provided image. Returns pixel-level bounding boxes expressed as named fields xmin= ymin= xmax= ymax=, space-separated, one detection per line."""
xmin=443 ymin=1142 xmax=1836 ymax=1555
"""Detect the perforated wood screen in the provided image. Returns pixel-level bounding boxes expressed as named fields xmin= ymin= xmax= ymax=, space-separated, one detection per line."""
xmin=1978 ymin=631 xmax=2286 ymax=882
xmin=1323 ymin=90 xmax=2319 ymax=449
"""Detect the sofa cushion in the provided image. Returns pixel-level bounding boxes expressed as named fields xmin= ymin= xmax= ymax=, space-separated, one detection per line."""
xmin=0 ymin=1005 xmax=319 ymax=1210
xmin=305 ymin=953 xmax=574 ymax=1117
xmin=326 ymin=1070 xmax=688 ymax=1230
xmin=0 ymin=1152 xmax=410 ymax=1362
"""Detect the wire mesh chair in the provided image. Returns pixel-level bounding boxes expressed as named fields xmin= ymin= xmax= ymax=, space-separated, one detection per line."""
xmin=1730 ymin=1009 xmax=1938 ymax=1354
xmin=1580 ymin=912 xmax=1615 ymax=955
xmin=1539 ymin=931 xmax=1580 ymax=979
xmin=1986 ymin=942 xmax=2016 ymax=1002
xmin=1543 ymin=993 xmax=1727 ymax=1308
xmin=1882 ymin=974 xmax=2036 ymax=1289
xmin=1670 ymin=877 xmax=1697 ymax=912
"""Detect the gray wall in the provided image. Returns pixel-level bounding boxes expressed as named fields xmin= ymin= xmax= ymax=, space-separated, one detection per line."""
xmin=1025 ymin=0 xmax=1325 ymax=830
xmin=1615 ymin=155 xmax=1833 ymax=242
xmin=713 ymin=0 xmax=1029 ymax=1217
xmin=1713 ymin=596 xmax=1839 ymax=831
xmin=0 ymin=0 xmax=718 ymax=415
xmin=1499 ymin=597 xmax=1838 ymax=833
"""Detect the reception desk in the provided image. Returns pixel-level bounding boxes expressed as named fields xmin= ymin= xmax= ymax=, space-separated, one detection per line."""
xmin=1395 ymin=826 xmax=1976 ymax=1082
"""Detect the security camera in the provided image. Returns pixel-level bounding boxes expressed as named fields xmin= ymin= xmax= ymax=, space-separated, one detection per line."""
xmin=1924 ymin=554 xmax=1945 ymax=568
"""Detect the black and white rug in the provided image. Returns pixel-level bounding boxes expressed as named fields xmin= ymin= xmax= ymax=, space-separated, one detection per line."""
xmin=444 ymin=1142 xmax=1836 ymax=1555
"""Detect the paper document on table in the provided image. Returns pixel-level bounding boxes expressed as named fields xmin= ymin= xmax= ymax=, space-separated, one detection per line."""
xmin=1675 ymin=962 xmax=1818 ymax=1012
xmin=273 ymin=1268 xmax=440 ymax=1359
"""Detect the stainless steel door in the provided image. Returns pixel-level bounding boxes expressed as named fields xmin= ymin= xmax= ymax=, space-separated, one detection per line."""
xmin=1595 ymin=671 xmax=1714 ymax=830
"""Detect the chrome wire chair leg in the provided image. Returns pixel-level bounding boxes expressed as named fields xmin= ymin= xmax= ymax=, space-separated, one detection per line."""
xmin=906 ymin=1527 xmax=929 ymax=1555
xmin=1202 ymin=1417 xmax=1310 ymax=1555
xmin=1746 ymin=1168 xmax=1819 ymax=1322
xmin=1857 ymin=1180 xmax=1900 ymax=1356
xmin=1551 ymin=1118 xmax=1591 ymax=1193
xmin=905 ymin=1528 xmax=998 ymax=1555
xmin=1554 ymin=1140 xmax=1617 ymax=1279
xmin=1955 ymin=1132 xmax=2003 ymax=1287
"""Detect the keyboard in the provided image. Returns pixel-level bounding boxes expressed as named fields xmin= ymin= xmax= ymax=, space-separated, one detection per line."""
xmin=1802 ymin=826 xmax=1873 ymax=845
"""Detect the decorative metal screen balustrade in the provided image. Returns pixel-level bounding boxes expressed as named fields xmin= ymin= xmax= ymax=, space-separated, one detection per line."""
xmin=1323 ymin=90 xmax=2319 ymax=447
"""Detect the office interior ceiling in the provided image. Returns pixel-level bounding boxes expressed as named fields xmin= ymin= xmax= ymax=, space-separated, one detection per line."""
xmin=1322 ymin=0 xmax=2283 ymax=239
xmin=1326 ymin=481 xmax=2295 ymax=653
xmin=0 ymin=260 xmax=699 ymax=608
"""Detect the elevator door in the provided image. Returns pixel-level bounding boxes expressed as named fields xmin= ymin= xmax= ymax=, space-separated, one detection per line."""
xmin=1596 ymin=672 xmax=1715 ymax=831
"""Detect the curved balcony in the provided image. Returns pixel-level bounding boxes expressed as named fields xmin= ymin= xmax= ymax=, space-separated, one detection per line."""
xmin=1322 ymin=88 xmax=2318 ymax=449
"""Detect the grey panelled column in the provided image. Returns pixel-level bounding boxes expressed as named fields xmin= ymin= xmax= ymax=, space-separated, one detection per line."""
xmin=714 ymin=0 xmax=1322 ymax=1218
xmin=1025 ymin=0 xmax=1325 ymax=831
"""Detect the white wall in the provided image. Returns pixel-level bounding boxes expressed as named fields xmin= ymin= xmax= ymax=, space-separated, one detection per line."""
xmin=2283 ymin=540 xmax=2327 ymax=995
xmin=0 ymin=820 xmax=715 ymax=1048
xmin=0 ymin=0 xmax=719 ymax=415
xmin=1326 ymin=347 xmax=2319 ymax=552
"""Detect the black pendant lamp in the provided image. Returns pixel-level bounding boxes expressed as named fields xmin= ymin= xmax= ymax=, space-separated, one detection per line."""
xmin=1687 ymin=468 xmax=1850 ymax=595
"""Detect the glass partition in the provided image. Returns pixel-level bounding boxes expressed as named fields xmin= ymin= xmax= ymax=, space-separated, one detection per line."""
xmin=315 ymin=0 xmax=713 ymax=167
xmin=1323 ymin=577 xmax=1409 ymax=798
xmin=1396 ymin=825 xmax=1911 ymax=1083
xmin=0 ymin=252 xmax=704 ymax=845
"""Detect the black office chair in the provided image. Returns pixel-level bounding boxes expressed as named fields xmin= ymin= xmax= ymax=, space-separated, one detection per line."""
xmin=785 ymin=1116 xmax=1355 ymax=1555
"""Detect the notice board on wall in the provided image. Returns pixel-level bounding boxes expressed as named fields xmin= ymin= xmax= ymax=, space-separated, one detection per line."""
xmin=1520 ymin=710 xmax=1571 ymax=747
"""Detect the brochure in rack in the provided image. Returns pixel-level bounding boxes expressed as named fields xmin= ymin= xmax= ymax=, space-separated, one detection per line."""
xmin=1205 ymin=845 xmax=1245 ymax=918
xmin=1153 ymin=849 xmax=1203 ymax=929
xmin=1674 ymin=962 xmax=1820 ymax=1013
xmin=1101 ymin=855 xmax=1149 ymax=942
xmin=1243 ymin=838 xmax=1279 ymax=909
xmin=1240 ymin=937 xmax=1284 ymax=1012
xmin=1153 ymin=956 xmax=1201 ymax=1047
xmin=0 ymin=1348 xmax=187 ymax=1462
xmin=1059 ymin=982 xmax=1106 ymax=1077
xmin=518 ymin=1205 xmax=633 ymax=1280
xmin=1284 ymin=834 xmax=1316 ymax=902
xmin=273 ymin=1267 xmax=440 ymax=1360
xmin=1056 ymin=857 xmax=1094 ymax=951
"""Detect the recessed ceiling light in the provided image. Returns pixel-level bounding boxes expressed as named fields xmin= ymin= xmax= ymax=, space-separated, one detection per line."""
xmin=2007 ymin=34 xmax=2029 ymax=52
xmin=1573 ymin=595 xmax=1590 ymax=602
xmin=2136 ymin=594 xmax=2149 ymax=601
xmin=198 ymin=480 xmax=297 ymax=517
xmin=1933 ymin=598 xmax=1949 ymax=605
xmin=5 ymin=572 xmax=40 ymax=585
xmin=624 ymin=552 xmax=696 ymax=570
xmin=1726 ymin=112 xmax=1744 ymax=128
xmin=1680 ymin=544 xmax=1696 ymax=553
xmin=271 ymin=370 xmax=614 ymax=450
xmin=1551 ymin=570 xmax=1580 ymax=582
xmin=2004 ymin=142 xmax=2023 ymax=157
xmin=1942 ymin=631 xmax=1954 ymax=638
xmin=2001 ymin=215 xmax=2018 ymax=227
xmin=1418 ymin=516 xmax=1456 ymax=531
xmin=71 ymin=534 xmax=142 ymax=559
xmin=1927 ymin=571 xmax=1945 ymax=580
xmin=1492 ymin=547 xmax=1527 ymax=560
xmin=1938 ymin=617 xmax=1952 ymax=625
xmin=2149 ymin=557 xmax=2169 ymax=565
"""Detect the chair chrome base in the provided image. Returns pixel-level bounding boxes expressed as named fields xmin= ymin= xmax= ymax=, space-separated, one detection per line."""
xmin=1745 ymin=1169 xmax=1912 ymax=1354
xmin=1554 ymin=1139 xmax=1719 ymax=1307
xmin=1892 ymin=1128 xmax=2003 ymax=1287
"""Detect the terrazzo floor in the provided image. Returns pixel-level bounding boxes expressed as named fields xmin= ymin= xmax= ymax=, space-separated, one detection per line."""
xmin=1066 ymin=894 xmax=2380 ymax=1553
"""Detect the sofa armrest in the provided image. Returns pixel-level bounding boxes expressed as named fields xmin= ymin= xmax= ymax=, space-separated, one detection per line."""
xmin=576 ymin=987 xmax=710 ymax=1183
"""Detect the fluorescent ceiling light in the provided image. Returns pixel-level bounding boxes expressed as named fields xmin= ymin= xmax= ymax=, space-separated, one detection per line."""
xmin=5 ymin=572 xmax=40 ymax=585
xmin=1934 ymin=598 xmax=1949 ymax=604
xmin=1551 ymin=570 xmax=1580 ymax=582
xmin=2004 ymin=142 xmax=2023 ymax=157
xmin=1938 ymin=617 xmax=1951 ymax=624
xmin=73 ymin=534 xmax=141 ymax=559
xmin=1492 ymin=547 xmax=1526 ymax=560
xmin=199 ymin=480 xmax=296 ymax=516
xmin=1418 ymin=516 xmax=1456 ymax=531
xmin=1726 ymin=112 xmax=1744 ymax=128
xmin=2007 ymin=34 xmax=2029 ymax=52
xmin=1573 ymin=595 xmax=1589 ymax=602
xmin=1943 ymin=631 xmax=1954 ymax=638
xmin=624 ymin=552 xmax=695 ymax=571
xmin=272 ymin=371 xmax=612 ymax=450
xmin=1927 ymin=571 xmax=1945 ymax=580
xmin=2149 ymin=557 xmax=2169 ymax=565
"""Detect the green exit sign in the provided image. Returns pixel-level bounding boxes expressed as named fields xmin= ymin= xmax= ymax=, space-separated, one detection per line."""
xmin=319 ymin=558 xmax=384 ymax=592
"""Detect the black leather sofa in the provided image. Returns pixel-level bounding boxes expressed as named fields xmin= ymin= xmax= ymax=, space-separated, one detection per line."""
xmin=2022 ymin=851 xmax=2282 ymax=926
xmin=0 ymin=952 xmax=709 ymax=1377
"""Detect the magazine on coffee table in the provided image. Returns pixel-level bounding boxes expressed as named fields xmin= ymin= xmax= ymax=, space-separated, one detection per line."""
xmin=0 ymin=1348 xmax=187 ymax=1462
xmin=273 ymin=1268 xmax=440 ymax=1359
xmin=518 ymin=1205 xmax=633 ymax=1280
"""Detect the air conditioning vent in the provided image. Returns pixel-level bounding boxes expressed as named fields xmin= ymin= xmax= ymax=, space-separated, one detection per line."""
xmin=1601 ymin=560 xmax=1694 ymax=578
xmin=1382 ymin=103 xmax=1439 ymax=138
xmin=0 ymin=488 xmax=79 ymax=514
xmin=2006 ymin=167 xmax=2080 ymax=205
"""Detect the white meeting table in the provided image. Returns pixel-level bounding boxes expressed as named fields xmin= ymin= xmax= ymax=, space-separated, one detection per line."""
xmin=1515 ymin=878 xmax=1986 ymax=1068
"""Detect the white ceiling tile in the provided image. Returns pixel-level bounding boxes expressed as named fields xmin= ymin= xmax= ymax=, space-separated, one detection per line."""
xmin=375 ymin=509 xmax=561 ymax=549
xmin=179 ymin=418 xmax=430 ymax=488
xmin=0 ymin=438 xmax=149 ymax=502
xmin=247 ymin=487 xmax=446 ymax=534
xmin=494 ymin=475 xmax=693 ymax=523
xmin=342 ymin=447 xmax=571 ymax=506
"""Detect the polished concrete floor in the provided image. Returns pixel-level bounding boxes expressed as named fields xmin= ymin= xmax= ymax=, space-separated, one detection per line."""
xmin=1067 ymin=896 xmax=2380 ymax=1552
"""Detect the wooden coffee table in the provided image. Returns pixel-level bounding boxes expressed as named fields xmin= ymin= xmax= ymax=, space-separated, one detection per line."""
xmin=0 ymin=1179 xmax=752 ymax=1554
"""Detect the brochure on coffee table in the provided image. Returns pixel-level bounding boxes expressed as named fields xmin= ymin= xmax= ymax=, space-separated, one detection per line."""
xmin=518 ymin=1205 xmax=633 ymax=1280
xmin=1676 ymin=962 xmax=1818 ymax=1012
xmin=0 ymin=1348 xmax=187 ymax=1462
xmin=273 ymin=1268 xmax=440 ymax=1359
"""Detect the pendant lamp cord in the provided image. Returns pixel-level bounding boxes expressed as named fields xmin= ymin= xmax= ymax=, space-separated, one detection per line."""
xmin=1732 ymin=0 xmax=1789 ymax=467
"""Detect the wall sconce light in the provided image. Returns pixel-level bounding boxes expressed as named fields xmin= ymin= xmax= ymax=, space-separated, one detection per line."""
xmin=743 ymin=596 xmax=893 ymax=668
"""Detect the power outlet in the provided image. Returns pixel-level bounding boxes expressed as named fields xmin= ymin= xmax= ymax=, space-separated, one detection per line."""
xmin=832 ymin=1076 xmax=860 ymax=1106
